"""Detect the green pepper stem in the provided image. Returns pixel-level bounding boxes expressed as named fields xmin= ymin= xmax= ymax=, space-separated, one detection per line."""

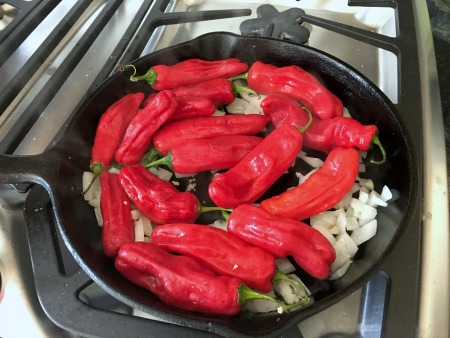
xmin=142 ymin=146 xmax=161 ymax=165
xmin=199 ymin=205 xmax=233 ymax=214
xmin=299 ymin=106 xmax=313 ymax=133
xmin=232 ymin=83 xmax=260 ymax=99
xmin=221 ymin=210 xmax=231 ymax=221
xmin=228 ymin=72 xmax=249 ymax=81
xmin=117 ymin=64 xmax=157 ymax=87
xmin=370 ymin=134 xmax=386 ymax=165
xmin=144 ymin=152 xmax=173 ymax=170
xmin=237 ymin=284 xmax=283 ymax=305
xmin=82 ymin=162 xmax=106 ymax=195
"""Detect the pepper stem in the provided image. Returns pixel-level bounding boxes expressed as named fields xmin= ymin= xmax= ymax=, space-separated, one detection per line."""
xmin=228 ymin=72 xmax=249 ymax=81
xmin=299 ymin=106 xmax=313 ymax=133
xmin=142 ymin=146 xmax=160 ymax=165
xmin=231 ymin=82 xmax=260 ymax=99
xmin=82 ymin=162 xmax=105 ymax=195
xmin=117 ymin=64 xmax=157 ymax=87
xmin=237 ymin=284 xmax=283 ymax=305
xmin=370 ymin=134 xmax=387 ymax=165
xmin=199 ymin=205 xmax=233 ymax=214
xmin=144 ymin=152 xmax=173 ymax=171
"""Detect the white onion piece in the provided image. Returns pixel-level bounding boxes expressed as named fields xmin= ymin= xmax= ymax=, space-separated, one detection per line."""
xmin=367 ymin=190 xmax=388 ymax=207
xmin=330 ymin=238 xmax=351 ymax=273
xmin=336 ymin=232 xmax=359 ymax=258
xmin=301 ymin=155 xmax=324 ymax=168
xmin=94 ymin=207 xmax=103 ymax=226
xmin=350 ymin=198 xmax=377 ymax=221
xmin=225 ymin=98 xmax=246 ymax=115
xmin=350 ymin=219 xmax=377 ymax=246
xmin=131 ymin=209 xmax=141 ymax=220
xmin=342 ymin=107 xmax=351 ymax=118
xmin=212 ymin=109 xmax=226 ymax=116
xmin=108 ymin=167 xmax=120 ymax=175
xmin=141 ymin=216 xmax=153 ymax=236
xmin=275 ymin=257 xmax=296 ymax=274
xmin=134 ymin=219 xmax=145 ymax=242
xmin=345 ymin=216 xmax=360 ymax=231
xmin=335 ymin=209 xmax=347 ymax=234
xmin=244 ymin=299 xmax=280 ymax=313
xmin=381 ymin=185 xmax=394 ymax=201
xmin=88 ymin=197 xmax=101 ymax=208
xmin=329 ymin=260 xmax=352 ymax=281
xmin=149 ymin=167 xmax=172 ymax=181
xmin=359 ymin=178 xmax=374 ymax=190
xmin=273 ymin=279 xmax=308 ymax=305
xmin=359 ymin=163 xmax=366 ymax=173
xmin=209 ymin=219 xmax=228 ymax=231
xmin=82 ymin=171 xmax=100 ymax=201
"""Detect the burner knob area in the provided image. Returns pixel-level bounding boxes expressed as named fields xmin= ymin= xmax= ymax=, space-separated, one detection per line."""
xmin=240 ymin=4 xmax=310 ymax=44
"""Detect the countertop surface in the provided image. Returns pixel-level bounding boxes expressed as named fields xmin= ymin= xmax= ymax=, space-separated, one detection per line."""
xmin=427 ymin=0 xmax=450 ymax=188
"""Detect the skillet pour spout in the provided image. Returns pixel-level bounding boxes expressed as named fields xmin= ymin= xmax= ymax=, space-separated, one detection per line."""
xmin=0 ymin=32 xmax=419 ymax=338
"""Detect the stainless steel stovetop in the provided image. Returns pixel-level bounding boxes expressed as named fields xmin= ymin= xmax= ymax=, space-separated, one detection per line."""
xmin=0 ymin=1 xmax=448 ymax=337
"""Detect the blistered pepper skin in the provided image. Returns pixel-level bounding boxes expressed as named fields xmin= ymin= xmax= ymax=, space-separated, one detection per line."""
xmin=260 ymin=147 xmax=360 ymax=221
xmin=115 ymin=242 xmax=243 ymax=315
xmin=248 ymin=61 xmax=343 ymax=120
xmin=227 ymin=204 xmax=336 ymax=279
xmin=208 ymin=124 xmax=302 ymax=209
xmin=91 ymin=92 xmax=144 ymax=169
xmin=151 ymin=223 xmax=276 ymax=292
xmin=99 ymin=172 xmax=134 ymax=257
xmin=119 ymin=164 xmax=200 ymax=224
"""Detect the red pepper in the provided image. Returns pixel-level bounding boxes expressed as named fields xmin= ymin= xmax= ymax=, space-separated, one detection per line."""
xmin=247 ymin=61 xmax=343 ymax=120
xmin=115 ymin=242 xmax=281 ymax=315
xmin=144 ymin=135 xmax=262 ymax=174
xmin=261 ymin=94 xmax=386 ymax=163
xmin=114 ymin=90 xmax=178 ymax=166
xmin=90 ymin=92 xmax=144 ymax=172
xmin=119 ymin=164 xmax=225 ymax=224
xmin=151 ymin=223 xmax=276 ymax=292
xmin=208 ymin=124 xmax=303 ymax=208
xmin=173 ymin=78 xmax=256 ymax=107
xmin=99 ymin=171 xmax=134 ymax=257
xmin=260 ymin=147 xmax=360 ymax=221
xmin=127 ymin=58 xmax=249 ymax=90
xmin=169 ymin=96 xmax=216 ymax=122
xmin=152 ymin=114 xmax=269 ymax=156
xmin=226 ymin=204 xmax=336 ymax=280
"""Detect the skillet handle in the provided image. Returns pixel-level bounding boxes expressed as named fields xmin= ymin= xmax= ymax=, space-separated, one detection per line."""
xmin=0 ymin=152 xmax=55 ymax=187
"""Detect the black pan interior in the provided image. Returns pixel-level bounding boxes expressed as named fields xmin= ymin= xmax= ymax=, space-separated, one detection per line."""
xmin=43 ymin=32 xmax=418 ymax=338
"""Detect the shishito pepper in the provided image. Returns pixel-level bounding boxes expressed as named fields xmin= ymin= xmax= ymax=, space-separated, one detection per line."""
xmin=173 ymin=77 xmax=257 ymax=107
xmin=169 ymin=96 xmax=216 ymax=122
xmin=152 ymin=114 xmax=269 ymax=156
xmin=226 ymin=204 xmax=336 ymax=280
xmin=90 ymin=92 xmax=144 ymax=172
xmin=151 ymin=223 xmax=276 ymax=292
xmin=126 ymin=58 xmax=249 ymax=90
xmin=119 ymin=164 xmax=226 ymax=224
xmin=260 ymin=147 xmax=360 ymax=221
xmin=114 ymin=90 xmax=178 ymax=166
xmin=144 ymin=135 xmax=262 ymax=174
xmin=261 ymin=94 xmax=386 ymax=164
xmin=208 ymin=124 xmax=304 ymax=209
xmin=115 ymin=242 xmax=282 ymax=315
xmin=247 ymin=61 xmax=343 ymax=120
xmin=100 ymin=171 xmax=134 ymax=257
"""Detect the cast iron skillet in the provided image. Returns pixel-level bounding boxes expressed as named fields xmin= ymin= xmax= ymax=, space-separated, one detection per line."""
xmin=0 ymin=32 xmax=418 ymax=337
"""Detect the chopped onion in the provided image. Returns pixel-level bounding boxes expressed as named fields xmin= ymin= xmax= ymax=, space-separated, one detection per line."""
xmin=381 ymin=185 xmax=393 ymax=201
xmin=275 ymin=257 xmax=296 ymax=274
xmin=94 ymin=207 xmax=103 ymax=226
xmin=82 ymin=171 xmax=100 ymax=201
xmin=212 ymin=109 xmax=226 ymax=116
xmin=149 ymin=167 xmax=172 ymax=181
xmin=350 ymin=219 xmax=377 ymax=246
xmin=329 ymin=260 xmax=352 ymax=281
xmin=108 ymin=167 xmax=120 ymax=175
xmin=209 ymin=219 xmax=228 ymax=231
xmin=244 ymin=299 xmax=281 ymax=313
xmin=134 ymin=219 xmax=145 ymax=242
xmin=336 ymin=231 xmax=358 ymax=258
xmin=330 ymin=238 xmax=351 ymax=273
xmin=350 ymin=198 xmax=377 ymax=221
xmin=312 ymin=224 xmax=336 ymax=245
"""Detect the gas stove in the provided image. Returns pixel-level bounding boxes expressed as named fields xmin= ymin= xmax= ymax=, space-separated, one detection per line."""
xmin=0 ymin=1 xmax=448 ymax=337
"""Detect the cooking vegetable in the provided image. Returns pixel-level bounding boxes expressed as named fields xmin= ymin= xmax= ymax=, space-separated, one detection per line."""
xmin=169 ymin=96 xmax=216 ymax=122
xmin=114 ymin=90 xmax=178 ymax=166
xmin=151 ymin=223 xmax=276 ymax=292
xmin=100 ymin=171 xmax=134 ymax=257
xmin=119 ymin=164 xmax=228 ymax=224
xmin=260 ymin=94 xmax=386 ymax=164
xmin=115 ymin=241 xmax=282 ymax=315
xmin=247 ymin=61 xmax=343 ymax=119
xmin=90 ymin=92 xmax=144 ymax=173
xmin=226 ymin=204 xmax=336 ymax=280
xmin=260 ymin=147 xmax=360 ymax=221
xmin=144 ymin=135 xmax=262 ymax=174
xmin=208 ymin=123 xmax=304 ymax=209
xmin=124 ymin=58 xmax=249 ymax=90
xmin=152 ymin=114 xmax=269 ymax=155
xmin=173 ymin=77 xmax=257 ymax=107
